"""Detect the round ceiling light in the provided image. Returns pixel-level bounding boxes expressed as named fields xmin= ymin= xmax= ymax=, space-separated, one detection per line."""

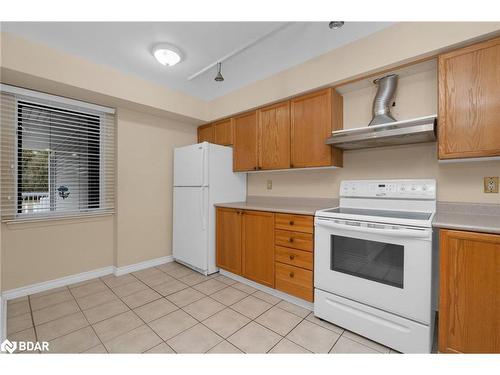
xmin=152 ymin=44 xmax=182 ymax=67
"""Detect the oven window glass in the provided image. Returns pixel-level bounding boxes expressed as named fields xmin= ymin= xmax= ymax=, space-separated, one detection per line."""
xmin=331 ymin=235 xmax=404 ymax=288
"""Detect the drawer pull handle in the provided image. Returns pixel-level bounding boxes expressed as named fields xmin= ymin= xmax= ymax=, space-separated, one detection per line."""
xmin=289 ymin=220 xmax=294 ymax=225
xmin=289 ymin=254 xmax=295 ymax=260
xmin=289 ymin=238 xmax=294 ymax=243
xmin=289 ymin=272 xmax=295 ymax=278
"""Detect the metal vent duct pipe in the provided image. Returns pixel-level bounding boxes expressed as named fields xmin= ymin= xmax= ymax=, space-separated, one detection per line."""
xmin=368 ymin=74 xmax=398 ymax=126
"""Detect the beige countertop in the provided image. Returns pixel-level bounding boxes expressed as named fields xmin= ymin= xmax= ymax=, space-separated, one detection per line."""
xmin=215 ymin=196 xmax=338 ymax=216
xmin=216 ymin=197 xmax=500 ymax=234
xmin=433 ymin=202 xmax=500 ymax=235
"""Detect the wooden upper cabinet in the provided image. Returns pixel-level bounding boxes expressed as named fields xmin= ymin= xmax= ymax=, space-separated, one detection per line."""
xmin=290 ymin=88 xmax=343 ymax=168
xmin=439 ymin=229 xmax=500 ymax=354
xmin=197 ymin=124 xmax=215 ymax=143
xmin=258 ymin=101 xmax=291 ymax=170
xmin=438 ymin=37 xmax=500 ymax=159
xmin=233 ymin=111 xmax=258 ymax=172
xmin=214 ymin=118 xmax=234 ymax=146
xmin=241 ymin=210 xmax=275 ymax=288
xmin=216 ymin=207 xmax=242 ymax=275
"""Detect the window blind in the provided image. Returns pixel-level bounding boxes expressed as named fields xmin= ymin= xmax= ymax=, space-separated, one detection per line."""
xmin=1 ymin=86 xmax=115 ymax=221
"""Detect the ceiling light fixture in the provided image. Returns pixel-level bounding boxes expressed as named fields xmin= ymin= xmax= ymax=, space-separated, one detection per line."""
xmin=152 ymin=43 xmax=182 ymax=67
xmin=329 ymin=21 xmax=345 ymax=30
xmin=214 ymin=62 xmax=224 ymax=82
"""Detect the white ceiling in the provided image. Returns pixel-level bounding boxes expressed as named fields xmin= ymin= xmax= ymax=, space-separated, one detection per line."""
xmin=1 ymin=22 xmax=393 ymax=101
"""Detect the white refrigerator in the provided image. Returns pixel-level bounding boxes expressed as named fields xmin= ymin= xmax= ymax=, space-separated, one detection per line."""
xmin=173 ymin=142 xmax=246 ymax=275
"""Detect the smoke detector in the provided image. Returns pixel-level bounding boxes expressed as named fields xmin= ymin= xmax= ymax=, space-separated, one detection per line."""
xmin=329 ymin=21 xmax=345 ymax=30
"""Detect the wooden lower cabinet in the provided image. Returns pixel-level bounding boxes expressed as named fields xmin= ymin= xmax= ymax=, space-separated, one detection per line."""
xmin=274 ymin=213 xmax=314 ymax=302
xmin=216 ymin=208 xmax=314 ymax=302
xmin=241 ymin=210 xmax=275 ymax=288
xmin=275 ymin=263 xmax=313 ymax=302
xmin=216 ymin=208 xmax=242 ymax=275
xmin=275 ymin=230 xmax=313 ymax=252
xmin=275 ymin=246 xmax=313 ymax=271
xmin=439 ymin=229 xmax=500 ymax=353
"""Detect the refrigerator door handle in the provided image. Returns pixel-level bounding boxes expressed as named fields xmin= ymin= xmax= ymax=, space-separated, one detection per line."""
xmin=200 ymin=187 xmax=207 ymax=231
xmin=202 ymin=144 xmax=207 ymax=187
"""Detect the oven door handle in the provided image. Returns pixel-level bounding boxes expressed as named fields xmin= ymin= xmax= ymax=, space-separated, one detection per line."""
xmin=315 ymin=219 xmax=431 ymax=238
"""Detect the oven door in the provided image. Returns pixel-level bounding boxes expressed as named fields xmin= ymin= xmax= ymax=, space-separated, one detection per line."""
xmin=314 ymin=217 xmax=433 ymax=324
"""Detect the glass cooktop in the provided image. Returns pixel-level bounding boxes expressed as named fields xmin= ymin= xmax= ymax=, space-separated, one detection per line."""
xmin=321 ymin=207 xmax=432 ymax=221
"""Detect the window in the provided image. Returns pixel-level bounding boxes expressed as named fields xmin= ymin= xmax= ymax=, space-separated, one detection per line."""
xmin=1 ymin=85 xmax=115 ymax=220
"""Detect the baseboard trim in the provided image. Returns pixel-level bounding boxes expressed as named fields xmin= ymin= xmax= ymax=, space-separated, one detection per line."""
xmin=1 ymin=266 xmax=115 ymax=302
xmin=0 ymin=296 xmax=6 ymax=342
xmin=1 ymin=255 xmax=174 ymax=302
xmin=113 ymin=255 xmax=173 ymax=276
xmin=219 ymin=269 xmax=314 ymax=311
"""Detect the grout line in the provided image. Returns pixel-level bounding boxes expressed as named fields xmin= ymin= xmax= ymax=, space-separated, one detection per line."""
xmin=337 ymin=331 xmax=390 ymax=353
xmin=67 ymin=286 xmax=109 ymax=353
xmin=28 ymin=296 xmax=37 ymax=343
xmin=18 ymin=262 xmax=341 ymax=354
xmin=327 ymin=331 xmax=343 ymax=353
xmin=28 ymin=298 xmax=80 ymax=328
xmin=126 ymin=268 xmax=196 ymax=352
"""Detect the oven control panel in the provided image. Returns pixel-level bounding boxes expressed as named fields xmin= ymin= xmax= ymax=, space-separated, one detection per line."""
xmin=340 ymin=179 xmax=436 ymax=199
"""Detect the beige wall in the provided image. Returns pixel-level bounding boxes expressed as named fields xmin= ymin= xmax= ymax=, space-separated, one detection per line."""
xmin=0 ymin=107 xmax=197 ymax=291
xmin=248 ymin=143 xmax=500 ymax=204
xmin=1 ymin=216 xmax=114 ymax=290
xmin=116 ymin=108 xmax=196 ymax=267
xmin=248 ymin=62 xmax=500 ymax=204
xmin=209 ymin=22 xmax=500 ymax=120
xmin=0 ymin=32 xmax=208 ymax=122
xmin=1 ymin=22 xmax=500 ymax=291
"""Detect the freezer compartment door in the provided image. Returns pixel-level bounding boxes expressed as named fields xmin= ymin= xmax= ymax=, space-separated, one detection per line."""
xmin=174 ymin=143 xmax=208 ymax=187
xmin=173 ymin=186 xmax=209 ymax=272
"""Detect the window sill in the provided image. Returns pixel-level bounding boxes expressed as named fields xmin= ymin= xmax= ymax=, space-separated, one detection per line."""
xmin=3 ymin=211 xmax=114 ymax=227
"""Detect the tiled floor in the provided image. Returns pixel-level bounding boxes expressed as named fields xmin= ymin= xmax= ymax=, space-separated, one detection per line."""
xmin=6 ymin=262 xmax=396 ymax=354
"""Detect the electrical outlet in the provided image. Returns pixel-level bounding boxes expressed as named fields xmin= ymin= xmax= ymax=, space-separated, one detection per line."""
xmin=266 ymin=180 xmax=272 ymax=190
xmin=484 ymin=177 xmax=499 ymax=193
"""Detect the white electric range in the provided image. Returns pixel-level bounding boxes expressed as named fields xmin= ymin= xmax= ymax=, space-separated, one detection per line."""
xmin=314 ymin=179 xmax=437 ymax=353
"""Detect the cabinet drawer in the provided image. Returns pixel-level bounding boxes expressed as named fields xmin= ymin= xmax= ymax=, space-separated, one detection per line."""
xmin=275 ymin=263 xmax=313 ymax=302
xmin=275 ymin=213 xmax=313 ymax=233
xmin=275 ymin=246 xmax=313 ymax=270
xmin=275 ymin=230 xmax=313 ymax=252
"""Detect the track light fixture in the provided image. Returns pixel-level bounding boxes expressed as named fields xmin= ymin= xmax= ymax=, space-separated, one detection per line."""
xmin=214 ymin=62 xmax=224 ymax=82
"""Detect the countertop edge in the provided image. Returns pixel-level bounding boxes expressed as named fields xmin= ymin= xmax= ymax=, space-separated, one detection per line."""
xmin=215 ymin=200 xmax=500 ymax=234
xmin=432 ymin=218 xmax=500 ymax=235
xmin=214 ymin=202 xmax=324 ymax=216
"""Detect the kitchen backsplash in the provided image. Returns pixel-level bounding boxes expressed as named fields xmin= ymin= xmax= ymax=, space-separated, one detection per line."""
xmin=247 ymin=143 xmax=500 ymax=204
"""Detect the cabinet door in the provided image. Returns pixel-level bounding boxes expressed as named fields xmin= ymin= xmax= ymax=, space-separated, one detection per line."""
xmin=216 ymin=208 xmax=242 ymax=275
xmin=233 ymin=111 xmax=258 ymax=171
xmin=258 ymin=101 xmax=290 ymax=170
xmin=438 ymin=37 xmax=500 ymax=159
xmin=439 ymin=229 xmax=500 ymax=353
xmin=290 ymin=88 xmax=343 ymax=168
xmin=214 ymin=119 xmax=234 ymax=146
xmin=198 ymin=125 xmax=215 ymax=143
xmin=241 ymin=210 xmax=275 ymax=287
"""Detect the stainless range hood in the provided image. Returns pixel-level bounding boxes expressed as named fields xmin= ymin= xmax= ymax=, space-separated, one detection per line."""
xmin=326 ymin=115 xmax=437 ymax=150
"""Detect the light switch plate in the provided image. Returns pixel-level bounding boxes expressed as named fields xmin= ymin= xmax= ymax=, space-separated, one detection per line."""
xmin=267 ymin=180 xmax=272 ymax=190
xmin=484 ymin=177 xmax=499 ymax=193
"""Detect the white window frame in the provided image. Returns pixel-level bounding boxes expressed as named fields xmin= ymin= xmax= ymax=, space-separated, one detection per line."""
xmin=1 ymin=84 xmax=115 ymax=221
